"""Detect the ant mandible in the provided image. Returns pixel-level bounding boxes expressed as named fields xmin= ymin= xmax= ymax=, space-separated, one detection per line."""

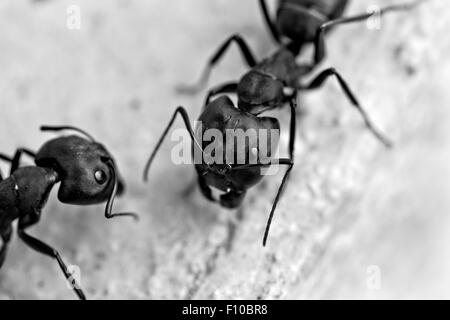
xmin=0 ymin=126 xmax=138 ymax=300
xmin=177 ymin=0 xmax=423 ymax=147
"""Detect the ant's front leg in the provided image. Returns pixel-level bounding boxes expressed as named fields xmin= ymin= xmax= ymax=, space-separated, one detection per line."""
xmin=177 ymin=34 xmax=257 ymax=95
xmin=10 ymin=148 xmax=36 ymax=175
xmin=17 ymin=212 xmax=86 ymax=300
xmin=300 ymin=68 xmax=393 ymax=148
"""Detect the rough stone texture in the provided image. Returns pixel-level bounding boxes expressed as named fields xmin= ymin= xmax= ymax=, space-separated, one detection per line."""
xmin=0 ymin=0 xmax=449 ymax=299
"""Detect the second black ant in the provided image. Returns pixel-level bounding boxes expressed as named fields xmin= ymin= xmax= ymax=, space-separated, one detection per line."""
xmin=0 ymin=126 xmax=138 ymax=300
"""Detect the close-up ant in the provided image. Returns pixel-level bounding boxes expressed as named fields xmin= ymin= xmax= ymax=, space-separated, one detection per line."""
xmin=0 ymin=0 xmax=447 ymax=304
xmin=143 ymin=96 xmax=295 ymax=246
xmin=0 ymin=126 xmax=137 ymax=300
xmin=152 ymin=0 xmax=423 ymax=246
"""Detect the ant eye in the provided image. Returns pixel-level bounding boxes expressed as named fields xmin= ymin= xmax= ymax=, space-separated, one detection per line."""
xmin=94 ymin=170 xmax=108 ymax=184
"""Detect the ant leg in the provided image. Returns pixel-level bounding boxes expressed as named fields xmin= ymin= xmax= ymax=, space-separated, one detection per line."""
xmin=0 ymin=226 xmax=12 ymax=268
xmin=287 ymin=96 xmax=298 ymax=160
xmin=204 ymin=82 xmax=238 ymax=109
xmin=302 ymin=68 xmax=393 ymax=148
xmin=263 ymin=160 xmax=293 ymax=246
xmin=17 ymin=213 xmax=86 ymax=300
xmin=313 ymin=0 xmax=422 ymax=64
xmin=177 ymin=34 xmax=257 ymax=94
xmin=232 ymin=158 xmax=294 ymax=246
xmin=10 ymin=148 xmax=36 ymax=175
xmin=143 ymin=107 xmax=202 ymax=182
xmin=259 ymin=0 xmax=281 ymax=43
xmin=0 ymin=154 xmax=12 ymax=163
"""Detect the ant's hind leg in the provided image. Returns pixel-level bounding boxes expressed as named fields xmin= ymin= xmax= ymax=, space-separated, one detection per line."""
xmin=177 ymin=34 xmax=257 ymax=95
xmin=301 ymin=68 xmax=393 ymax=148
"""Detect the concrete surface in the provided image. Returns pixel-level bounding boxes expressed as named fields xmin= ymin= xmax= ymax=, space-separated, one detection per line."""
xmin=0 ymin=0 xmax=449 ymax=299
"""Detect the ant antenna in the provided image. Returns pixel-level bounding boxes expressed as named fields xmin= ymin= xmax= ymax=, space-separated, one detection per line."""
xmin=232 ymin=159 xmax=294 ymax=246
xmin=40 ymin=125 xmax=96 ymax=142
xmin=103 ymin=158 xmax=139 ymax=221
xmin=143 ymin=106 xmax=204 ymax=182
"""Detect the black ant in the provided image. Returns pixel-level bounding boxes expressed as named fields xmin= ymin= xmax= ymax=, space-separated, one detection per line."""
xmin=150 ymin=1 xmax=423 ymax=247
xmin=176 ymin=0 xmax=421 ymax=148
xmin=178 ymin=0 xmax=422 ymax=103
xmin=143 ymin=96 xmax=295 ymax=247
xmin=0 ymin=126 xmax=138 ymax=300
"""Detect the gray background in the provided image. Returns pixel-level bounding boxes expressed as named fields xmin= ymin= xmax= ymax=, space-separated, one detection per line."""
xmin=0 ymin=0 xmax=449 ymax=299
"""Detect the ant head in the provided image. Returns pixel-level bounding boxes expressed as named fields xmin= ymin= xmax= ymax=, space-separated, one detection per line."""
xmin=35 ymin=126 xmax=125 ymax=206
xmin=238 ymin=71 xmax=284 ymax=114
xmin=196 ymin=97 xmax=280 ymax=191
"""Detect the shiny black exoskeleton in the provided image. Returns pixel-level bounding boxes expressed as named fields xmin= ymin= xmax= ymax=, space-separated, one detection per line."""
xmin=0 ymin=126 xmax=137 ymax=300
xmin=261 ymin=0 xmax=349 ymax=61
xmin=144 ymin=94 xmax=296 ymax=247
